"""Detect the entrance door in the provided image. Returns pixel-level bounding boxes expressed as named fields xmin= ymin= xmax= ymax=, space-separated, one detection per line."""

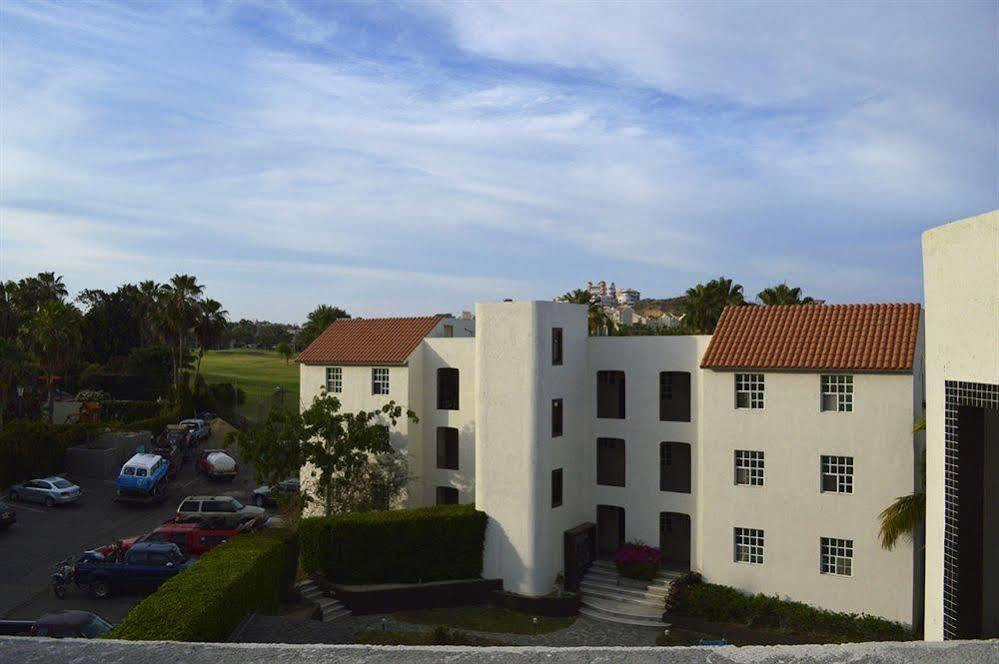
xmin=596 ymin=505 xmax=625 ymax=559
xmin=660 ymin=512 xmax=691 ymax=568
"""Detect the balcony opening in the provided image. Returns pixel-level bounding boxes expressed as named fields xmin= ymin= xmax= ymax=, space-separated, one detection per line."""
xmin=597 ymin=370 xmax=626 ymax=418
xmin=437 ymin=368 xmax=459 ymax=410
xmin=659 ymin=371 xmax=691 ymax=422
xmin=659 ymin=441 xmax=691 ymax=493
xmin=596 ymin=437 xmax=626 ymax=487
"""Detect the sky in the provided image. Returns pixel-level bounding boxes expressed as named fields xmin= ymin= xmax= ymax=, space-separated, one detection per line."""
xmin=1 ymin=0 xmax=995 ymax=322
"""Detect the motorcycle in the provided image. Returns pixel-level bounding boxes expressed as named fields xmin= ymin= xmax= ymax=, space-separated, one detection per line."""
xmin=51 ymin=558 xmax=73 ymax=598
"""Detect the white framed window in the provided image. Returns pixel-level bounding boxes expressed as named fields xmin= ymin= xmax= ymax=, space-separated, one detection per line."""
xmin=821 ymin=375 xmax=853 ymax=412
xmin=821 ymin=455 xmax=854 ymax=493
xmin=734 ymin=527 xmax=764 ymax=564
xmin=820 ymin=537 xmax=853 ymax=576
xmin=734 ymin=450 xmax=765 ymax=486
xmin=325 ymin=367 xmax=342 ymax=394
xmin=735 ymin=373 xmax=765 ymax=409
xmin=371 ymin=367 xmax=390 ymax=395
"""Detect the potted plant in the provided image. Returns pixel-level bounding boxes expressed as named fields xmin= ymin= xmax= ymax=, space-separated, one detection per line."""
xmin=614 ymin=541 xmax=662 ymax=580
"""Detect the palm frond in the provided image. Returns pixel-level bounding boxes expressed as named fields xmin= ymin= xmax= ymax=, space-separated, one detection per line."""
xmin=878 ymin=492 xmax=926 ymax=550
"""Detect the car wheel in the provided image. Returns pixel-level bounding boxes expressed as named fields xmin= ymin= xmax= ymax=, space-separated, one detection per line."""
xmin=45 ymin=496 xmax=55 ymax=508
xmin=53 ymin=583 xmax=67 ymax=598
xmin=90 ymin=580 xmax=110 ymax=599
xmin=253 ymin=495 xmax=264 ymax=508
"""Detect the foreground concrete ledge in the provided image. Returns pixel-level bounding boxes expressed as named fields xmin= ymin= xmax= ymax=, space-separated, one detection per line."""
xmin=2 ymin=637 xmax=998 ymax=663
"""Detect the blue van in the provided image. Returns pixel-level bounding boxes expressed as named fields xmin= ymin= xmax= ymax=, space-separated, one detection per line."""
xmin=114 ymin=453 xmax=169 ymax=504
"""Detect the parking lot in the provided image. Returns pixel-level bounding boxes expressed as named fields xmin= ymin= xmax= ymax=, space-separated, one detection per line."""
xmin=0 ymin=420 xmax=268 ymax=624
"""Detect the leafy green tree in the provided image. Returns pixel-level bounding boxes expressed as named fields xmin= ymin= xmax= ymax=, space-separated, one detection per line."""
xmin=229 ymin=396 xmax=417 ymax=515
xmin=299 ymin=305 xmax=350 ymax=348
xmin=26 ymin=300 xmax=83 ymax=421
xmin=680 ymin=276 xmax=745 ymax=333
xmin=154 ymin=274 xmax=204 ymax=395
xmin=192 ymin=298 xmax=228 ymax=394
xmin=560 ymin=288 xmax=615 ymax=336
xmin=275 ymin=341 xmax=293 ymax=364
xmin=757 ymin=282 xmax=816 ymax=306
xmin=0 ymin=338 xmax=30 ymax=427
xmin=879 ymin=419 xmax=926 ymax=550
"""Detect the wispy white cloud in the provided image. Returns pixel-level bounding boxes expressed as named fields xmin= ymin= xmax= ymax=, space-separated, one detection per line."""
xmin=0 ymin=0 xmax=994 ymax=321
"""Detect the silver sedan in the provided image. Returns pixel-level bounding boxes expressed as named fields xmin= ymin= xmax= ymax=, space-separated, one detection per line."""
xmin=8 ymin=477 xmax=82 ymax=507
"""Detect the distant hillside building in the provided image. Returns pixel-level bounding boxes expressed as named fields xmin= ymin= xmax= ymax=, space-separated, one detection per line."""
xmin=585 ymin=281 xmax=639 ymax=307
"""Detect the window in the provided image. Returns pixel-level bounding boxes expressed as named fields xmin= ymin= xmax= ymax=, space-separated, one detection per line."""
xmin=659 ymin=371 xmax=691 ymax=421
xmin=179 ymin=500 xmax=199 ymax=512
xmin=821 ymin=455 xmax=854 ymax=493
xmin=436 ymin=486 xmax=459 ymax=505
xmin=734 ymin=450 xmax=765 ymax=486
xmin=436 ymin=427 xmax=459 ymax=470
xmin=735 ymin=373 xmax=764 ymax=409
xmin=551 ymin=398 xmax=563 ymax=437
xmin=372 ymin=367 xmax=390 ymax=395
xmin=820 ymin=537 xmax=853 ymax=576
xmin=437 ymin=368 xmax=459 ymax=410
xmin=551 ymin=468 xmax=563 ymax=507
xmin=552 ymin=327 xmax=563 ymax=365
xmin=325 ymin=367 xmax=342 ymax=394
xmin=443 ymin=324 xmax=454 ymax=337
xmin=597 ymin=370 xmax=626 ymax=418
xmin=734 ymin=527 xmax=764 ymax=564
xmin=659 ymin=442 xmax=691 ymax=493
xmin=821 ymin=375 xmax=853 ymax=412
xmin=596 ymin=437 xmax=626 ymax=486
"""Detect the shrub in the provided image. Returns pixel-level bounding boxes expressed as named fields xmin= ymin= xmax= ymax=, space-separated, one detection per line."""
xmin=676 ymin=580 xmax=915 ymax=642
xmin=0 ymin=420 xmax=104 ymax=488
xmin=101 ymin=400 xmax=163 ymax=423
xmin=662 ymin=570 xmax=702 ymax=614
xmin=107 ymin=529 xmax=298 ymax=642
xmin=614 ymin=541 xmax=662 ymax=580
xmin=298 ymin=504 xmax=487 ymax=583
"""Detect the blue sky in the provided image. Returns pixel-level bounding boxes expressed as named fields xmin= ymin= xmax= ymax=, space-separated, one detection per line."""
xmin=1 ymin=0 xmax=995 ymax=321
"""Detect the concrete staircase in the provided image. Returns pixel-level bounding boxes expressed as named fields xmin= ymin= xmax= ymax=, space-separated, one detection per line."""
xmin=295 ymin=579 xmax=350 ymax=622
xmin=579 ymin=560 xmax=682 ymax=627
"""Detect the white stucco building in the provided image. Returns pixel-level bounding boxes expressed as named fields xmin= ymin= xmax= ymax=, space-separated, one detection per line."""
xmin=298 ymin=298 xmax=926 ymax=626
xmin=921 ymin=210 xmax=999 ymax=640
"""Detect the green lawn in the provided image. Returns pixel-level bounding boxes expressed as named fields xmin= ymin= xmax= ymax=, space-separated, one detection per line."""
xmin=394 ymin=605 xmax=574 ymax=635
xmin=200 ymin=349 xmax=299 ymax=423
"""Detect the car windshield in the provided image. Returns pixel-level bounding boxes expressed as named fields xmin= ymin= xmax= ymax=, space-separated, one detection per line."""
xmin=229 ymin=498 xmax=244 ymax=510
xmin=52 ymin=479 xmax=73 ymax=489
xmin=80 ymin=616 xmax=113 ymax=638
xmin=122 ymin=467 xmax=135 ymax=476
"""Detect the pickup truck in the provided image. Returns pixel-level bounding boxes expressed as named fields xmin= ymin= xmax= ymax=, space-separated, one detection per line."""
xmin=180 ymin=418 xmax=211 ymax=442
xmin=97 ymin=517 xmax=260 ymax=557
xmin=72 ymin=542 xmax=195 ymax=598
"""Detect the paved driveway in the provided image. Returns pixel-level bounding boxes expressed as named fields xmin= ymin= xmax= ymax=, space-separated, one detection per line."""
xmin=0 ymin=420 xmax=266 ymax=624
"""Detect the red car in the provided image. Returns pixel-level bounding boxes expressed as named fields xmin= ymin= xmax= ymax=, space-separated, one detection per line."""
xmin=97 ymin=517 xmax=259 ymax=558
xmin=195 ymin=449 xmax=238 ymax=481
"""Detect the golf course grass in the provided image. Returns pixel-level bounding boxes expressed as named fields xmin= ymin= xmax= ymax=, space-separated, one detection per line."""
xmin=200 ymin=349 xmax=299 ymax=423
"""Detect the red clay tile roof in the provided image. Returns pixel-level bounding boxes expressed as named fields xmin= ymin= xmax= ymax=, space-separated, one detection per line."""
xmin=297 ymin=315 xmax=443 ymax=365
xmin=700 ymin=303 xmax=921 ymax=372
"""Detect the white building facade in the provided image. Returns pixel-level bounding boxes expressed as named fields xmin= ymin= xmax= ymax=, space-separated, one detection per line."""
xmin=298 ymin=298 xmax=925 ymax=626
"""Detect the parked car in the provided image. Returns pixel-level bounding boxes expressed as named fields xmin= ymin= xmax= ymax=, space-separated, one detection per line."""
xmin=151 ymin=438 xmax=184 ymax=480
xmin=176 ymin=495 xmax=264 ymax=528
xmin=252 ymin=478 xmax=300 ymax=508
xmin=196 ymin=449 xmax=238 ymax=481
xmin=8 ymin=477 xmax=82 ymax=507
xmin=71 ymin=542 xmax=195 ymax=599
xmin=0 ymin=611 xmax=113 ymax=639
xmin=0 ymin=500 xmax=15 ymax=528
xmin=197 ymin=411 xmax=218 ymax=423
xmin=97 ymin=517 xmax=261 ymax=558
xmin=158 ymin=424 xmax=193 ymax=452
xmin=114 ymin=454 xmax=170 ymax=504
xmin=180 ymin=418 xmax=210 ymax=442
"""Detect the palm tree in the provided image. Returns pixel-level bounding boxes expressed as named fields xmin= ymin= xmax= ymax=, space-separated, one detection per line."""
xmin=757 ymin=282 xmax=816 ymax=306
xmin=0 ymin=338 xmax=29 ymax=428
xmin=35 ymin=272 xmax=68 ymax=302
xmin=26 ymin=300 xmax=83 ymax=422
xmin=681 ymin=276 xmax=745 ymax=333
xmin=0 ymin=280 xmax=21 ymax=340
xmin=192 ymin=298 xmax=228 ymax=394
xmin=136 ymin=280 xmax=164 ymax=346
xmin=879 ymin=419 xmax=927 ymax=550
xmin=155 ymin=275 xmax=204 ymax=395
xmin=560 ymin=288 xmax=615 ymax=335
xmin=299 ymin=305 xmax=350 ymax=348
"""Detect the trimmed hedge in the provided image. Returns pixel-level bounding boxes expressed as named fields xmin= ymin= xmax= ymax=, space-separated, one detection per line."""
xmin=0 ymin=420 xmax=104 ymax=488
xmin=107 ymin=528 xmax=298 ymax=642
xmin=675 ymin=580 xmax=915 ymax=641
xmin=299 ymin=504 xmax=487 ymax=583
xmin=101 ymin=400 xmax=163 ymax=424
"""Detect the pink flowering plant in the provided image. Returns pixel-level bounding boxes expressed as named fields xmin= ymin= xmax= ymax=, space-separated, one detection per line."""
xmin=614 ymin=541 xmax=662 ymax=580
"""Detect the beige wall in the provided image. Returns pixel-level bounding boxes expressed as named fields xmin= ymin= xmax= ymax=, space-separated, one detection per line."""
xmin=922 ymin=210 xmax=999 ymax=640
xmin=699 ymin=370 xmax=918 ymax=624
